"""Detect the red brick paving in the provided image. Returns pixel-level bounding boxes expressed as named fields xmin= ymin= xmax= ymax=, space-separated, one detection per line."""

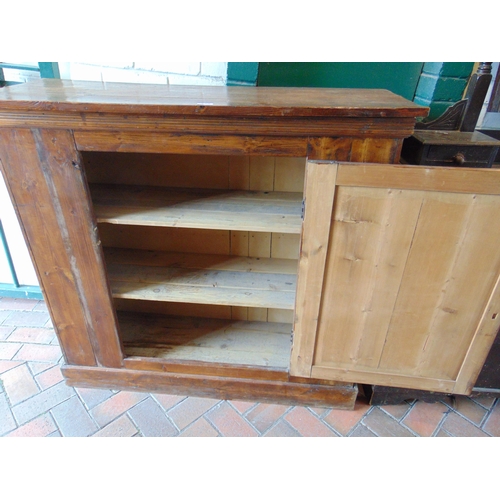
xmin=349 ymin=424 xmax=378 ymax=437
xmin=167 ymin=396 xmax=219 ymax=430
xmin=323 ymin=399 xmax=371 ymax=436
xmin=0 ymin=360 xmax=23 ymax=374
xmin=92 ymin=414 xmax=138 ymax=437
xmin=229 ymin=400 xmax=257 ymax=414
xmin=27 ymin=361 xmax=56 ymax=375
xmin=440 ymin=411 xmax=490 ymax=437
xmin=128 ymin=397 xmax=178 ymax=437
xmin=11 ymin=381 xmax=74 ymax=425
xmin=1 ymin=363 xmax=40 ymax=405
xmin=0 ymin=393 xmax=17 ymax=435
xmin=0 ymin=326 xmax=15 ymax=340
xmin=482 ymin=401 xmax=500 ymax=436
xmin=3 ymin=310 xmax=50 ymax=327
xmin=35 ymin=365 xmax=65 ymax=390
xmin=1 ymin=298 xmax=499 ymax=438
xmin=0 ymin=298 xmax=38 ymax=311
xmin=451 ymin=397 xmax=487 ymax=425
xmin=206 ymin=402 xmax=259 ymax=437
xmin=362 ymin=407 xmax=416 ymax=437
xmin=179 ymin=417 xmax=218 ymax=437
xmin=75 ymin=387 xmax=115 ymax=410
xmin=5 ymin=413 xmax=57 ymax=437
xmin=152 ymin=393 xmax=187 ymax=412
xmin=262 ymin=419 xmax=301 ymax=437
xmin=50 ymin=396 xmax=98 ymax=437
xmin=7 ymin=327 xmax=55 ymax=344
xmin=13 ymin=344 xmax=62 ymax=363
xmin=402 ymin=401 xmax=448 ymax=437
xmin=90 ymin=391 xmax=148 ymax=427
xmin=284 ymin=407 xmax=338 ymax=437
xmin=0 ymin=342 xmax=22 ymax=360
xmin=246 ymin=403 xmax=290 ymax=433
xmin=380 ymin=402 xmax=411 ymax=420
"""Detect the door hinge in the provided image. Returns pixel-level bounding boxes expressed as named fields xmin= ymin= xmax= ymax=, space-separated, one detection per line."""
xmin=301 ymin=199 xmax=305 ymax=220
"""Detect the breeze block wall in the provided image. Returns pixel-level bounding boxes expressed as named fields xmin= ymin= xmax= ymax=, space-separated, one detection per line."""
xmin=413 ymin=62 xmax=474 ymax=121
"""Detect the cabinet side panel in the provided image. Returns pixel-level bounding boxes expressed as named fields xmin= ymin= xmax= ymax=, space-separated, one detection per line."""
xmin=0 ymin=129 xmax=99 ymax=366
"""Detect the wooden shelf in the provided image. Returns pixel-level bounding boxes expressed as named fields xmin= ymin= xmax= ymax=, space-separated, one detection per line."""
xmin=118 ymin=311 xmax=293 ymax=369
xmin=91 ymin=184 xmax=303 ymax=233
xmin=105 ymin=248 xmax=297 ymax=309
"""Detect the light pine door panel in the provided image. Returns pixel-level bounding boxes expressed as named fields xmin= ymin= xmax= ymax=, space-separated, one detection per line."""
xmin=291 ymin=161 xmax=500 ymax=394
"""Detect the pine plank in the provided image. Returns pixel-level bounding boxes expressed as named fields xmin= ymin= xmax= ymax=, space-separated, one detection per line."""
xmin=92 ymin=184 xmax=302 ymax=233
xmin=314 ymin=187 xmax=424 ymax=369
xmin=274 ymin=157 xmax=306 ymax=192
xmin=290 ymin=160 xmax=338 ymax=377
xmin=105 ymin=248 xmax=297 ymax=310
xmin=413 ymin=195 xmax=500 ymax=380
xmin=118 ymin=311 xmax=292 ymax=369
xmin=337 ymin=163 xmax=500 ymax=195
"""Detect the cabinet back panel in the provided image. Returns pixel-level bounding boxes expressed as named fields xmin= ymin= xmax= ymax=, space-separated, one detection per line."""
xmin=114 ymin=298 xmax=293 ymax=324
xmin=83 ymin=152 xmax=306 ymax=193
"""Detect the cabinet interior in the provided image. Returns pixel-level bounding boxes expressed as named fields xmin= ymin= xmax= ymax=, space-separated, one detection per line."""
xmin=82 ymin=152 xmax=306 ymax=371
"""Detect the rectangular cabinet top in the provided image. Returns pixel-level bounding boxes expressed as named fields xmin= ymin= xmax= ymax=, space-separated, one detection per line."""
xmin=0 ymin=79 xmax=428 ymax=118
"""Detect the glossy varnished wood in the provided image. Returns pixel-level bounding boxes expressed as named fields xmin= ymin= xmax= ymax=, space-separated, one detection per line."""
xmin=0 ymin=79 xmax=428 ymax=117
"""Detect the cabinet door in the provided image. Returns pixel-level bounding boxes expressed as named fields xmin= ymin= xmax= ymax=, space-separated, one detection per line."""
xmin=290 ymin=161 xmax=500 ymax=395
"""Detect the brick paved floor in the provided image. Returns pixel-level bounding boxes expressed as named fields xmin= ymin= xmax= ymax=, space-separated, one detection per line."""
xmin=1 ymin=297 xmax=499 ymax=437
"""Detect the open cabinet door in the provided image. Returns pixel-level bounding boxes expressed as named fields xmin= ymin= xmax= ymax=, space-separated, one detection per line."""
xmin=291 ymin=161 xmax=500 ymax=395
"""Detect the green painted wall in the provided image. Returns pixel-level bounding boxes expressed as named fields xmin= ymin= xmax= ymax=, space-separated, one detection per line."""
xmin=256 ymin=62 xmax=425 ymax=100
xmin=227 ymin=63 xmax=259 ymax=86
xmin=413 ymin=62 xmax=474 ymax=120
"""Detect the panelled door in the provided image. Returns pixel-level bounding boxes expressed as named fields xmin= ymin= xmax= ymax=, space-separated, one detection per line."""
xmin=291 ymin=161 xmax=500 ymax=395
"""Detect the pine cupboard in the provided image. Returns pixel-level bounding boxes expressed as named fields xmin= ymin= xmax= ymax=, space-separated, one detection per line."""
xmin=0 ymin=80 xmax=498 ymax=409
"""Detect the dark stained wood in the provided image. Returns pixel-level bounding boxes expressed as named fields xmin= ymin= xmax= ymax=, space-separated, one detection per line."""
xmin=0 ymin=79 xmax=429 ymax=118
xmin=0 ymin=112 xmax=421 ymax=140
xmin=487 ymin=65 xmax=500 ymax=113
xmin=401 ymin=131 xmax=500 ymax=168
xmin=408 ymin=130 xmax=500 ymax=146
xmin=61 ymin=364 xmax=358 ymax=409
xmin=415 ymin=100 xmax=468 ymax=131
xmin=461 ymin=63 xmax=493 ymax=132
xmin=0 ymin=128 xmax=123 ymax=368
xmin=474 ymin=327 xmax=500 ymax=389
xmin=0 ymin=128 xmax=98 ymax=366
xmin=123 ymin=357 xmax=290 ymax=381
xmin=75 ymin=131 xmax=312 ymax=156
xmin=33 ymin=129 xmax=124 ymax=367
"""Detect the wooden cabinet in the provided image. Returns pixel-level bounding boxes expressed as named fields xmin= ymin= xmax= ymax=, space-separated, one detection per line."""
xmin=1 ymin=80 xmax=498 ymax=409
